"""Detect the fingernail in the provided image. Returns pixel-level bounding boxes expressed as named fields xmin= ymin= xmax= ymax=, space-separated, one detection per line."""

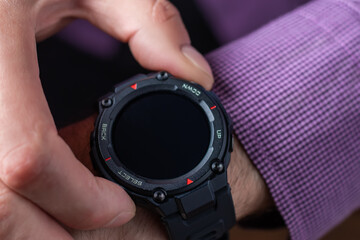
xmin=182 ymin=45 xmax=213 ymax=80
xmin=104 ymin=210 xmax=136 ymax=228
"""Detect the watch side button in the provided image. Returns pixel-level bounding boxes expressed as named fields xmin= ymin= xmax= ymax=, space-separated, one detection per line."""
xmin=229 ymin=135 xmax=234 ymax=152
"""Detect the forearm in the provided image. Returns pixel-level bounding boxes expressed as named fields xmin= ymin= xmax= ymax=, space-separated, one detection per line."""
xmin=208 ymin=0 xmax=360 ymax=239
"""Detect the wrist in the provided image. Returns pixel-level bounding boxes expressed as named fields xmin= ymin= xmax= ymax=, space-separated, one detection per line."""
xmin=228 ymin=138 xmax=273 ymax=220
xmin=59 ymin=118 xmax=274 ymax=238
xmin=59 ymin=115 xmax=274 ymax=221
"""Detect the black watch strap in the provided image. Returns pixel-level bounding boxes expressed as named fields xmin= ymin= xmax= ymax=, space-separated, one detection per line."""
xmin=162 ymin=176 xmax=235 ymax=240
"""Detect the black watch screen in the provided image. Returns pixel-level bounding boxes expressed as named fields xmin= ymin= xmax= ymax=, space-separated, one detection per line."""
xmin=113 ymin=91 xmax=210 ymax=180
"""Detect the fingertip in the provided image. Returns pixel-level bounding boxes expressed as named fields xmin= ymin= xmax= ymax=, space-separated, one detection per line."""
xmin=96 ymin=177 xmax=136 ymax=228
xmin=104 ymin=209 xmax=136 ymax=228
xmin=168 ymin=58 xmax=214 ymax=91
xmin=181 ymin=45 xmax=214 ymax=89
xmin=129 ymin=36 xmax=214 ymax=90
xmin=125 ymin=10 xmax=214 ymax=90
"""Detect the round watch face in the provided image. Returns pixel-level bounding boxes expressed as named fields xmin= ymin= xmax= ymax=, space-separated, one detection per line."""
xmin=112 ymin=92 xmax=210 ymax=180
xmin=92 ymin=74 xmax=231 ymax=195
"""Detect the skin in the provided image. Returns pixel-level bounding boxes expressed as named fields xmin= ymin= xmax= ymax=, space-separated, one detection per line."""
xmin=0 ymin=0 xmax=272 ymax=238
xmin=59 ymin=115 xmax=273 ymax=239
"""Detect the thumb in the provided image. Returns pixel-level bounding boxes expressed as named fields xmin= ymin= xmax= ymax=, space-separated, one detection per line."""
xmin=82 ymin=0 xmax=214 ymax=90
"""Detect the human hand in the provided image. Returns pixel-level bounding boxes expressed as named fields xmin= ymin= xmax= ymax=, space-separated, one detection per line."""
xmin=59 ymin=115 xmax=273 ymax=239
xmin=0 ymin=0 xmax=212 ymax=238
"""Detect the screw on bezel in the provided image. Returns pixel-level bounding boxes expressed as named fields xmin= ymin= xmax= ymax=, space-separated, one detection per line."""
xmin=153 ymin=189 xmax=167 ymax=203
xmin=156 ymin=71 xmax=169 ymax=81
xmin=101 ymin=98 xmax=113 ymax=108
xmin=211 ymin=160 xmax=224 ymax=174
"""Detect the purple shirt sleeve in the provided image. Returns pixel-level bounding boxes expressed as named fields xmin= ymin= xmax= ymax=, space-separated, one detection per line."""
xmin=195 ymin=0 xmax=310 ymax=43
xmin=207 ymin=0 xmax=360 ymax=239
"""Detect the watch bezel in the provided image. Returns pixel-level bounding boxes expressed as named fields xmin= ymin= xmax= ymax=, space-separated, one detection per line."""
xmin=92 ymin=75 xmax=231 ymax=197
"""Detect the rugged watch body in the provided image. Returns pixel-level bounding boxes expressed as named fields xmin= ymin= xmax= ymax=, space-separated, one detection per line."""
xmin=91 ymin=72 xmax=235 ymax=240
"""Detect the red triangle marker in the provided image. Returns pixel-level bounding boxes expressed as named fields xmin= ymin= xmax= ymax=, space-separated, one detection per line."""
xmin=131 ymin=83 xmax=137 ymax=90
xmin=187 ymin=178 xmax=194 ymax=185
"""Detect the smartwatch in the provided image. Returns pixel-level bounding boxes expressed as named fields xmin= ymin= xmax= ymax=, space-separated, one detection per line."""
xmin=91 ymin=72 xmax=236 ymax=240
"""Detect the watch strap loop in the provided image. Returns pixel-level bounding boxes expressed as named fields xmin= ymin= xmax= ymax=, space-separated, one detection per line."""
xmin=162 ymin=182 xmax=235 ymax=240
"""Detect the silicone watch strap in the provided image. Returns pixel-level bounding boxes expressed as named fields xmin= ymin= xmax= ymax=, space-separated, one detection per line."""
xmin=162 ymin=174 xmax=235 ymax=240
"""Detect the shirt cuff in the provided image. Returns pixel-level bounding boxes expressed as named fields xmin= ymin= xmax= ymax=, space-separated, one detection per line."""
xmin=208 ymin=1 xmax=360 ymax=239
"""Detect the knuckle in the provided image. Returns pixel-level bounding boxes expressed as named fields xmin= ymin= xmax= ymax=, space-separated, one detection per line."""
xmin=151 ymin=0 xmax=180 ymax=23
xmin=0 ymin=136 xmax=51 ymax=190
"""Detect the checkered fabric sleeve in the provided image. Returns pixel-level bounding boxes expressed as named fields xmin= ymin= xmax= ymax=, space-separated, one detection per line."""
xmin=208 ymin=0 xmax=360 ymax=239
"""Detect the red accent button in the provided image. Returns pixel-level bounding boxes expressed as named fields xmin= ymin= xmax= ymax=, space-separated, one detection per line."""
xmin=187 ymin=178 xmax=193 ymax=185
xmin=210 ymin=106 xmax=217 ymax=110
xmin=131 ymin=83 xmax=137 ymax=90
